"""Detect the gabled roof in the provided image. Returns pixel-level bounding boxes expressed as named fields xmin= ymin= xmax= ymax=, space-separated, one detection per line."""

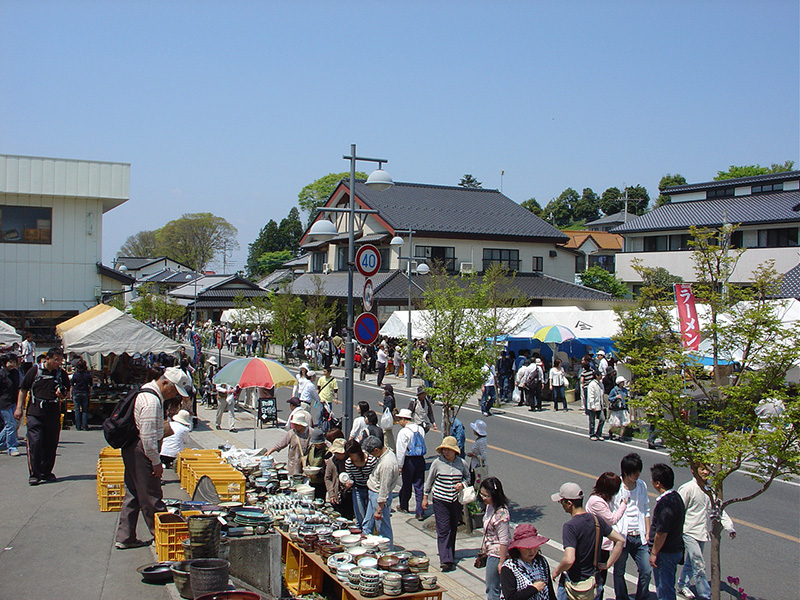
xmin=309 ymin=180 xmax=568 ymax=242
xmin=96 ymin=263 xmax=135 ymax=284
xmin=779 ymin=263 xmax=800 ymax=299
xmin=663 ymin=170 xmax=800 ymax=194
xmin=257 ymin=269 xmax=294 ymax=289
xmin=139 ymin=268 xmax=201 ymax=284
xmin=612 ymin=190 xmax=800 ymax=234
xmin=559 ymin=231 xmax=623 ymax=252
xmin=585 ymin=211 xmax=635 ymax=227
xmin=170 ymin=274 xmax=262 ymax=298
xmin=115 ymin=256 xmax=195 ymax=273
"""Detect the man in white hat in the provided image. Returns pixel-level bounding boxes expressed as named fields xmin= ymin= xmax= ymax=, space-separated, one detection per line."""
xmin=597 ymin=350 xmax=609 ymax=377
xmin=395 ymin=408 xmax=427 ymax=520
xmin=115 ymin=366 xmax=190 ymax=549
xmin=266 ymin=412 xmax=311 ymax=477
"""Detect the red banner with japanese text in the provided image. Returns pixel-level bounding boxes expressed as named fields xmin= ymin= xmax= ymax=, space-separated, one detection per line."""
xmin=674 ymin=283 xmax=700 ymax=350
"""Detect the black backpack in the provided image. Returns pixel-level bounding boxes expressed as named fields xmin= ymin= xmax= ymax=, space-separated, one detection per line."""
xmin=103 ymin=387 xmax=160 ymax=449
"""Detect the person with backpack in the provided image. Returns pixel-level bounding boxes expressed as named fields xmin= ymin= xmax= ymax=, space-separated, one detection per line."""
xmin=395 ymin=408 xmax=427 ymax=521
xmin=409 ymin=387 xmax=437 ymax=433
xmin=525 ymin=358 xmax=544 ymax=412
xmin=17 ymin=347 xmax=70 ymax=486
xmin=115 ymin=366 xmax=190 ymax=549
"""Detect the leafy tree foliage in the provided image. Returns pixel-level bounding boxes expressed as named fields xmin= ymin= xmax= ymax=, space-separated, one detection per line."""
xmin=255 ymin=250 xmax=295 ymax=277
xmin=599 ymin=187 xmax=622 ymax=215
xmin=118 ymin=230 xmax=158 ymax=258
xmin=543 ymin=188 xmax=578 ymax=227
xmin=304 ymin=275 xmax=338 ymax=339
xmin=572 ymin=188 xmax=601 ymax=222
xmin=625 ymin=184 xmax=650 ymax=215
xmin=155 ymin=213 xmax=239 ymax=273
xmin=458 ymin=174 xmax=483 ymax=188
xmin=128 ymin=282 xmax=186 ymax=323
xmin=656 ymin=173 xmax=687 ymax=207
xmin=415 ymin=265 xmax=525 ymax=433
xmin=246 ymin=207 xmax=304 ymax=278
xmin=268 ymin=281 xmax=306 ymax=363
xmin=615 ymin=226 xmax=800 ymax=600
xmin=636 ymin=263 xmax=683 ymax=299
xmin=578 ymin=266 xmax=628 ymax=298
xmin=520 ymin=197 xmax=543 ymax=218
xmin=598 ymin=185 xmax=649 ymax=216
xmin=714 ymin=160 xmax=795 ymax=180
xmin=298 ymin=172 xmax=367 ymax=224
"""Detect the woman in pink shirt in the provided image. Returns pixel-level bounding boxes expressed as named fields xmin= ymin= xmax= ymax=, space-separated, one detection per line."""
xmin=585 ymin=472 xmax=628 ymax=600
xmin=479 ymin=476 xmax=511 ymax=600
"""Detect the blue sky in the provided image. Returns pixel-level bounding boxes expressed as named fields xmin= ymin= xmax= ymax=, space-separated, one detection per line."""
xmin=2 ymin=0 xmax=798 ymax=272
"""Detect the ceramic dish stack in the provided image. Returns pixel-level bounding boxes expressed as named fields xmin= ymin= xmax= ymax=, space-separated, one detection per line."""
xmin=233 ymin=509 xmax=273 ymax=528
xmin=336 ymin=562 xmax=356 ymax=583
xmin=347 ymin=566 xmax=362 ymax=589
xmin=408 ymin=555 xmax=430 ymax=572
xmin=420 ymin=574 xmax=438 ymax=590
xmin=358 ymin=568 xmax=382 ymax=598
xmin=327 ymin=552 xmax=353 ymax=573
xmin=382 ymin=572 xmax=403 ymax=596
xmin=402 ymin=573 xmax=421 ymax=593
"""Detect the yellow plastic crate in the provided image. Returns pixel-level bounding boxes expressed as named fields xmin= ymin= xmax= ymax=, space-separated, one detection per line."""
xmin=154 ymin=511 xmax=201 ymax=562
xmin=176 ymin=449 xmax=221 ymax=479
xmin=97 ymin=476 xmax=125 ymax=512
xmin=180 ymin=458 xmax=225 ymax=490
xmin=186 ymin=466 xmax=244 ymax=500
xmin=99 ymin=447 xmax=122 ymax=458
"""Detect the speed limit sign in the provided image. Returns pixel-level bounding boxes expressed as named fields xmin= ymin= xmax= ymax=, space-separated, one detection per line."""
xmin=355 ymin=244 xmax=381 ymax=277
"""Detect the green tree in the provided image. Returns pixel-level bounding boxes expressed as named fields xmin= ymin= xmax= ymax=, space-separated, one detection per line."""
xmin=255 ymin=250 xmax=295 ymax=277
xmin=625 ymin=184 xmax=650 ymax=215
xmin=458 ymin=174 xmax=483 ymax=188
xmin=520 ymin=197 xmax=544 ymax=218
xmin=277 ymin=207 xmax=303 ymax=254
xmin=599 ymin=186 xmax=622 ymax=215
xmin=578 ymin=266 xmax=627 ymax=298
xmin=714 ymin=160 xmax=795 ymax=180
xmin=614 ymin=226 xmax=800 ymax=600
xmin=543 ymin=188 xmax=578 ymax=227
xmin=572 ymin=187 xmax=601 ymax=223
xmin=298 ymin=172 xmax=367 ymax=224
xmin=268 ymin=281 xmax=306 ymax=363
xmin=154 ymin=212 xmax=239 ymax=272
xmin=304 ymin=275 xmax=338 ymax=342
xmin=415 ymin=267 xmax=522 ymax=433
xmin=118 ymin=230 xmax=158 ymax=258
xmin=656 ymin=173 xmax=687 ymax=207
xmin=635 ymin=263 xmax=683 ymax=299
xmin=246 ymin=208 xmax=304 ymax=278
xmin=129 ymin=282 xmax=186 ymax=323
xmin=246 ymin=219 xmax=280 ymax=278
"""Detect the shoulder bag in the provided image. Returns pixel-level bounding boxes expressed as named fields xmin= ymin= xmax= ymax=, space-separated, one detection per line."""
xmin=563 ymin=515 xmax=601 ymax=600
xmin=474 ymin=508 xmax=497 ymax=568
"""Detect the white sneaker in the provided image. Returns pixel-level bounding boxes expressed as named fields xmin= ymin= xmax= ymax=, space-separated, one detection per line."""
xmin=9 ymin=449 xmax=20 ymax=457
xmin=678 ymin=586 xmax=696 ymax=599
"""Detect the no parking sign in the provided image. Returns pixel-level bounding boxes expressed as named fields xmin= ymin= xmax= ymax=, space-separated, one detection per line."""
xmin=354 ymin=312 xmax=380 ymax=345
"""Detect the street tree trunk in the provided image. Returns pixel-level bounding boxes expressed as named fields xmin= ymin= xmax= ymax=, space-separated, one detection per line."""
xmin=709 ymin=515 xmax=723 ymax=600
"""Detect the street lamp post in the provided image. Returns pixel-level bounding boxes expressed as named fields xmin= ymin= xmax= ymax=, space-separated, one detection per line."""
xmin=307 ymin=144 xmax=393 ymax=435
xmin=390 ymin=231 xmax=429 ymax=387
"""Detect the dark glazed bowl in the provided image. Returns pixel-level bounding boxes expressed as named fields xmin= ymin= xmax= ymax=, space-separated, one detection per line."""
xmin=137 ymin=562 xmax=174 ymax=584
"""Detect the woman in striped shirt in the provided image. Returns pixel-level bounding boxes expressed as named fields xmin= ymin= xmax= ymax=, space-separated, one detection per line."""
xmin=422 ymin=436 xmax=470 ymax=572
xmin=344 ymin=439 xmax=378 ymax=529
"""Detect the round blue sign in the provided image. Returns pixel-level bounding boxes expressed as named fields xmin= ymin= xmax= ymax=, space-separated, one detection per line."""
xmin=354 ymin=312 xmax=380 ymax=345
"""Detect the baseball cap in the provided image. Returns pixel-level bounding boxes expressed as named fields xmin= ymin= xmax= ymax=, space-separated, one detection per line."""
xmin=551 ymin=482 xmax=583 ymax=502
xmin=163 ymin=367 xmax=190 ymax=397
xmin=287 ymin=396 xmax=301 ymax=407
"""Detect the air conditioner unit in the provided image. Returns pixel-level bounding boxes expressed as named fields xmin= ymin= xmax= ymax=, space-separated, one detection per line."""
xmin=94 ymin=286 xmax=102 ymax=299
xmin=322 ymin=263 xmax=331 ymax=274
xmin=459 ymin=262 xmax=474 ymax=274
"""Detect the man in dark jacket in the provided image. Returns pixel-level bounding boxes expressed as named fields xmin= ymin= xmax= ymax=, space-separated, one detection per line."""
xmin=0 ymin=354 xmax=23 ymax=456
xmin=18 ymin=347 xmax=70 ymax=485
xmin=649 ymin=464 xmax=686 ymax=600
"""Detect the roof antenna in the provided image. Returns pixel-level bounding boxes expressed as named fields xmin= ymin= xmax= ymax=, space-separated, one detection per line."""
xmin=500 ymin=170 xmax=505 ymax=193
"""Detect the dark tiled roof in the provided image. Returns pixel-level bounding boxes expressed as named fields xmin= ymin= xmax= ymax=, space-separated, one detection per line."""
xmin=116 ymin=256 xmax=161 ymax=270
xmin=283 ymin=254 xmax=310 ymax=267
xmin=779 ymin=263 xmax=800 ymax=299
xmin=285 ymin=272 xmax=396 ymax=298
xmin=258 ymin=269 xmax=294 ymax=289
xmin=612 ymin=190 xmax=800 ymax=234
xmin=349 ymin=181 xmax=568 ymax=241
xmin=199 ymin=288 xmax=270 ymax=298
xmin=663 ymin=170 xmax=800 ymax=194
xmin=357 ymin=233 xmax=390 ymax=244
xmin=585 ymin=211 xmax=635 ymax=226
xmin=96 ymin=263 xmax=135 ymax=284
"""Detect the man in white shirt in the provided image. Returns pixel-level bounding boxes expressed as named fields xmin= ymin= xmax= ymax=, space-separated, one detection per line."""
xmin=515 ymin=359 xmax=530 ymax=407
xmin=480 ymin=364 xmax=496 ymax=416
xmin=395 ymin=408 xmax=427 ymax=520
xmin=597 ymin=350 xmax=609 ymax=376
xmin=115 ymin=367 xmax=190 ymax=549
xmin=612 ymin=452 xmax=652 ymax=600
xmin=676 ymin=465 xmax=735 ymax=600
xmin=362 ymin=435 xmax=400 ymax=549
xmin=376 ymin=344 xmax=388 ymax=387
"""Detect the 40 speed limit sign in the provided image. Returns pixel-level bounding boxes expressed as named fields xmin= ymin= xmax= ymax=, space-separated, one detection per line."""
xmin=355 ymin=244 xmax=381 ymax=277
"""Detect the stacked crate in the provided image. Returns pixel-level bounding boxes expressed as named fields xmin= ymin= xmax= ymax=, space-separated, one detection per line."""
xmin=97 ymin=447 xmax=125 ymax=512
xmin=154 ymin=510 xmax=201 ymax=562
xmin=179 ymin=452 xmax=245 ymax=503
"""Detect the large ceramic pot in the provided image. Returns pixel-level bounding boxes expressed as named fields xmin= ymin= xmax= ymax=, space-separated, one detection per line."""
xmin=190 ymin=559 xmax=230 ymax=598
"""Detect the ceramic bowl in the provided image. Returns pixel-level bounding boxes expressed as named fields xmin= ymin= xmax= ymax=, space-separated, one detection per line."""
xmin=358 ymin=556 xmax=378 ymax=569
xmin=340 ymin=534 xmax=360 ymax=546
xmin=349 ymin=546 xmax=368 ymax=558
xmin=332 ymin=529 xmax=351 ymax=540
xmin=377 ymin=555 xmax=399 ymax=570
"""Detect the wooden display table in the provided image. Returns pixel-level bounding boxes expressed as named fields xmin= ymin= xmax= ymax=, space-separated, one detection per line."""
xmin=277 ymin=530 xmax=444 ymax=600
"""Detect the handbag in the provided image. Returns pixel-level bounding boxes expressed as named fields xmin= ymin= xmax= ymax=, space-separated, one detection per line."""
xmin=563 ymin=515 xmax=601 ymax=600
xmin=474 ymin=508 xmax=494 ymax=568
xmin=459 ymin=484 xmax=477 ymax=505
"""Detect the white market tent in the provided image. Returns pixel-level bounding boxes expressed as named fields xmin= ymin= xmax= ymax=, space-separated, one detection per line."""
xmin=220 ymin=308 xmax=273 ymax=325
xmin=56 ymin=304 xmax=181 ymax=356
xmin=0 ymin=319 xmax=21 ymax=346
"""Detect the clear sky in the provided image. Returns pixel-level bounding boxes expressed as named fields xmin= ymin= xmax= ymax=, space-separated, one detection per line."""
xmin=2 ymin=0 xmax=798 ymax=273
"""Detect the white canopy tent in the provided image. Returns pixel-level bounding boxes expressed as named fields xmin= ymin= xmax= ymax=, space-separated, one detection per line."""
xmin=56 ymin=304 xmax=181 ymax=357
xmin=220 ymin=308 xmax=273 ymax=325
xmin=0 ymin=319 xmax=21 ymax=346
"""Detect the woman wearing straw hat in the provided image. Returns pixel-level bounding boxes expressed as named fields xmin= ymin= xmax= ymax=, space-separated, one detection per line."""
xmin=422 ymin=436 xmax=470 ymax=572
xmin=160 ymin=410 xmax=193 ymax=470
xmin=324 ymin=437 xmax=354 ymax=519
xmin=499 ymin=524 xmax=556 ymax=600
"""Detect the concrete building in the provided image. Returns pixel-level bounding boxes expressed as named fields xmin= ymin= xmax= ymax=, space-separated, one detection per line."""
xmin=0 ymin=154 xmax=130 ymax=340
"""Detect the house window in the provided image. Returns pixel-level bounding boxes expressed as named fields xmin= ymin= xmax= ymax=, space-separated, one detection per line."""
xmin=730 ymin=230 xmax=744 ymax=249
xmin=669 ymin=234 xmax=692 ymax=251
xmin=482 ymin=248 xmax=520 ymax=271
xmin=0 ymin=205 xmax=52 ymax=244
xmin=337 ymin=246 xmax=348 ymax=271
xmin=588 ymin=254 xmax=615 ymax=273
xmin=757 ymin=228 xmax=798 ymax=248
xmin=415 ymin=245 xmax=456 ymax=272
xmin=643 ymin=235 xmax=668 ymax=252
xmin=752 ymin=183 xmax=783 ymax=194
xmin=311 ymin=251 xmax=328 ymax=273
xmin=379 ymin=248 xmax=390 ymax=272
xmin=706 ymin=187 xmax=735 ymax=199
xmin=575 ymin=254 xmax=586 ymax=273
xmin=532 ymin=256 xmax=543 ymax=272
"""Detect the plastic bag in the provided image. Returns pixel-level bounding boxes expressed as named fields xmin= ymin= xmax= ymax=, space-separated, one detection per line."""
xmin=512 ymin=387 xmax=521 ymax=404
xmin=380 ymin=407 xmax=394 ymax=429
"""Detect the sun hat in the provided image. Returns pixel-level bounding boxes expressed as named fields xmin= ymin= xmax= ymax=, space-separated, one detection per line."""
xmin=206 ymin=356 xmax=218 ymax=365
xmin=416 ymin=386 xmax=426 ymax=395
xmin=596 ymin=350 xmax=606 ymax=356
xmin=470 ymin=420 xmax=487 ymax=437
xmin=436 ymin=436 xmax=461 ymax=455
xmin=287 ymin=396 xmax=301 ymax=407
xmin=397 ymin=408 xmax=414 ymax=420
xmin=307 ymin=370 xmax=317 ymax=378
xmin=163 ymin=367 xmax=190 ymax=397
xmin=508 ymin=524 xmax=550 ymax=550
xmin=616 ymin=376 xmax=626 ymax=385
xmin=173 ymin=410 xmax=192 ymax=428
xmin=551 ymin=482 xmax=584 ymax=503
xmin=291 ymin=413 xmax=309 ymax=427
xmin=534 ymin=358 xmax=542 ymax=365
xmin=329 ymin=438 xmax=346 ymax=454
xmin=310 ymin=428 xmax=326 ymax=444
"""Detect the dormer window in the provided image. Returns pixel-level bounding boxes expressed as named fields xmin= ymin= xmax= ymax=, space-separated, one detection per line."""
xmin=706 ymin=187 xmax=735 ymax=199
xmin=752 ymin=183 xmax=783 ymax=194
